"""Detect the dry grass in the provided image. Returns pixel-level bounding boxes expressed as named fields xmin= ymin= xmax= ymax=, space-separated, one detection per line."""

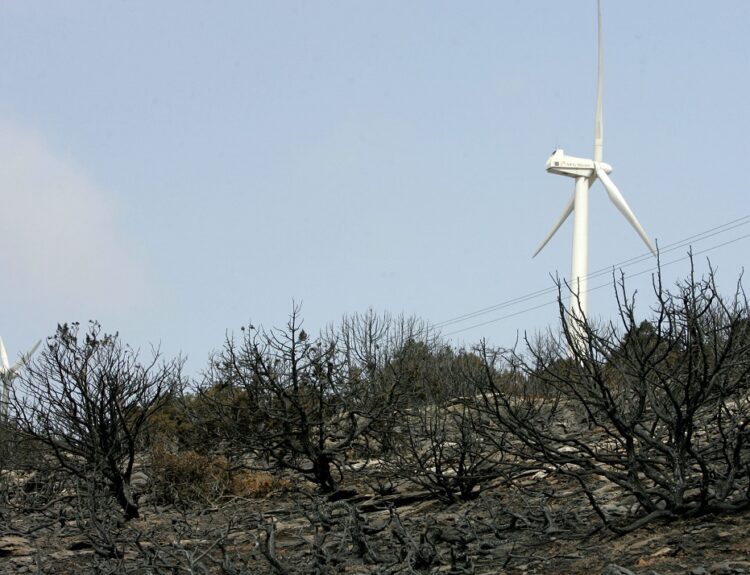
xmin=230 ymin=470 xmax=292 ymax=498
xmin=149 ymin=448 xmax=232 ymax=503
xmin=149 ymin=447 xmax=291 ymax=502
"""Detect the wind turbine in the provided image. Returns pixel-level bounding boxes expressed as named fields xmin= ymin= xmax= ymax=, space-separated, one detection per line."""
xmin=0 ymin=337 xmax=41 ymax=421
xmin=533 ymin=0 xmax=656 ymax=335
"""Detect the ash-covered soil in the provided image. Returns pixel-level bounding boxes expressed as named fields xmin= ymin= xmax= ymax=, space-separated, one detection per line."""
xmin=2 ymin=467 xmax=749 ymax=575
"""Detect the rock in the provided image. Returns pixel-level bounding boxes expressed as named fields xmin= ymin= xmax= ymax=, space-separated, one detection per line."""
xmin=327 ymin=488 xmax=358 ymax=502
xmin=49 ymin=550 xmax=76 ymax=561
xmin=68 ymin=538 xmax=94 ymax=551
xmin=21 ymin=472 xmax=47 ymax=494
xmin=651 ymin=546 xmax=672 ymax=557
xmin=689 ymin=568 xmax=708 ymax=575
xmin=602 ymin=566 xmax=663 ymax=575
xmin=600 ymin=502 xmax=629 ymax=517
xmin=130 ymin=471 xmax=150 ymax=492
xmin=0 ymin=535 xmax=33 ymax=557
xmin=358 ymin=490 xmax=434 ymax=513
xmin=138 ymin=492 xmax=154 ymax=505
xmin=9 ymin=556 xmax=34 ymax=575
xmin=602 ymin=565 xmax=638 ymax=575
xmin=709 ymin=561 xmax=750 ymax=574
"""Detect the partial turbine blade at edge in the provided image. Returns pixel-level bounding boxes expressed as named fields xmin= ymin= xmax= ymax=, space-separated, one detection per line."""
xmin=10 ymin=340 xmax=42 ymax=374
xmin=0 ymin=338 xmax=8 ymax=371
xmin=532 ymin=194 xmax=575 ymax=257
xmin=593 ymin=0 xmax=603 ymax=163
xmin=595 ymin=166 xmax=657 ymax=256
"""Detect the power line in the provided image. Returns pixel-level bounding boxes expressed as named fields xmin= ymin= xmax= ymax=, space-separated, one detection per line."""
xmin=439 ymin=215 xmax=750 ymax=336
xmin=578 ymin=214 xmax=750 ymax=285
xmin=444 ymin=232 xmax=750 ymax=337
xmin=437 ymin=214 xmax=750 ymax=329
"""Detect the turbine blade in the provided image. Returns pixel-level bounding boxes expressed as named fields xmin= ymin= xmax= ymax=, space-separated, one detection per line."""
xmin=0 ymin=338 xmax=8 ymax=371
xmin=593 ymin=0 xmax=603 ymax=163
xmin=10 ymin=340 xmax=41 ymax=373
xmin=595 ymin=166 xmax=657 ymax=256
xmin=533 ymin=194 xmax=575 ymax=257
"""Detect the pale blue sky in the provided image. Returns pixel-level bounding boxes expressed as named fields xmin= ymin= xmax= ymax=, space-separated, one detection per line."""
xmin=1 ymin=1 xmax=749 ymax=374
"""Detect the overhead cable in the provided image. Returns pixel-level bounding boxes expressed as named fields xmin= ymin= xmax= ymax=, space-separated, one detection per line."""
xmin=439 ymin=215 xmax=750 ymax=336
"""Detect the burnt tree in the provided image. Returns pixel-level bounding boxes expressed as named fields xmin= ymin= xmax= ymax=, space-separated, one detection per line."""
xmin=201 ymin=307 xmax=433 ymax=492
xmin=477 ymin=260 xmax=750 ymax=532
xmin=11 ymin=322 xmax=182 ymax=520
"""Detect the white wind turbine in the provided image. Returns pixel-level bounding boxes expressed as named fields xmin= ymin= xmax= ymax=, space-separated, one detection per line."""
xmin=0 ymin=337 xmax=41 ymax=421
xmin=533 ymin=0 xmax=656 ymax=332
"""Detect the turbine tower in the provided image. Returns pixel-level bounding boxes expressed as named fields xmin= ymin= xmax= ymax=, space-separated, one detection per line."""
xmin=0 ymin=337 xmax=41 ymax=421
xmin=533 ymin=0 xmax=656 ymax=339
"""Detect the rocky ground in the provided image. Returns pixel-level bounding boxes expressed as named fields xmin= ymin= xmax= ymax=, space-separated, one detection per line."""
xmin=2 ymin=466 xmax=749 ymax=575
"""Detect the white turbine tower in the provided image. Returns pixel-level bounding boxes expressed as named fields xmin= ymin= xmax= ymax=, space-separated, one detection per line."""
xmin=0 ymin=337 xmax=41 ymax=421
xmin=533 ymin=0 xmax=656 ymax=336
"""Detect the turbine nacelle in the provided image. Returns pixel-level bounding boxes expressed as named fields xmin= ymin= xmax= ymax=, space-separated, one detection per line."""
xmin=545 ymin=149 xmax=612 ymax=179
